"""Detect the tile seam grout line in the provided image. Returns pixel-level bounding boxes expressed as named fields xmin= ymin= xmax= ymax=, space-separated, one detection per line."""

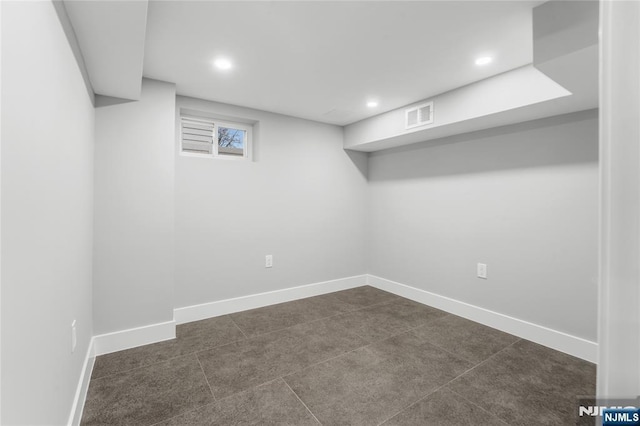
xmin=148 ymin=377 xmax=303 ymax=426
xmin=374 ymin=338 xmax=523 ymax=426
xmin=196 ymin=353 xmax=218 ymax=402
xmin=227 ymin=315 xmax=250 ymax=339
xmin=446 ymin=387 xmax=511 ymax=426
xmin=234 ymin=294 xmax=401 ymax=340
xmin=282 ymin=379 xmax=323 ymax=425
xmin=89 ymin=335 xmax=249 ymax=382
xmin=274 ymin=313 xmax=457 ymax=388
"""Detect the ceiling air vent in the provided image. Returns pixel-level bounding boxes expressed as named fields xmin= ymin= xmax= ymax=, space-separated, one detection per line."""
xmin=405 ymin=102 xmax=434 ymax=129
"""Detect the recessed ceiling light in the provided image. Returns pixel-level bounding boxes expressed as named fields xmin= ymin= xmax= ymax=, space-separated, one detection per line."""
xmin=367 ymin=100 xmax=379 ymax=108
xmin=475 ymin=56 xmax=493 ymax=66
xmin=213 ymin=58 xmax=233 ymax=70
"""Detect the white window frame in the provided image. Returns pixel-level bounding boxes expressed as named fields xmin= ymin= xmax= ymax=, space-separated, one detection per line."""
xmin=180 ymin=114 xmax=253 ymax=161
xmin=214 ymin=120 xmax=252 ymax=160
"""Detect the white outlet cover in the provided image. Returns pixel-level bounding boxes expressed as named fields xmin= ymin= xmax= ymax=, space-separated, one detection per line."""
xmin=477 ymin=263 xmax=487 ymax=279
xmin=71 ymin=320 xmax=77 ymax=353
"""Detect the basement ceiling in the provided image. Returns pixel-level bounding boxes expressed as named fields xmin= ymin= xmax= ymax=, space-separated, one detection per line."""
xmin=143 ymin=1 xmax=543 ymax=125
xmin=63 ymin=1 xmax=548 ymax=126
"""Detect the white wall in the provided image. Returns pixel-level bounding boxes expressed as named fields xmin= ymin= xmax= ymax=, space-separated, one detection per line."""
xmin=597 ymin=0 xmax=640 ymax=398
xmin=1 ymin=3 xmax=3 ymax=422
xmin=93 ymin=79 xmax=175 ymax=334
xmin=175 ymin=96 xmax=368 ymax=308
xmin=368 ymin=109 xmax=598 ymax=342
xmin=1 ymin=2 xmax=94 ymax=424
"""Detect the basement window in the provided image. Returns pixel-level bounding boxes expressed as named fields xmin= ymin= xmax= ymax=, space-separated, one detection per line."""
xmin=180 ymin=114 xmax=252 ymax=160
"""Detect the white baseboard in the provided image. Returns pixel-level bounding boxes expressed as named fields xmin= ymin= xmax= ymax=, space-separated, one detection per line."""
xmin=367 ymin=274 xmax=598 ymax=363
xmin=92 ymin=320 xmax=176 ymax=356
xmin=68 ymin=321 xmax=176 ymax=425
xmin=67 ymin=338 xmax=95 ymax=426
xmin=174 ymin=275 xmax=367 ymax=325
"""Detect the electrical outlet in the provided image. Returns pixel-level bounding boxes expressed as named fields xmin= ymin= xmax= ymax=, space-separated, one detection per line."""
xmin=265 ymin=255 xmax=273 ymax=268
xmin=477 ymin=263 xmax=487 ymax=279
xmin=71 ymin=320 xmax=77 ymax=353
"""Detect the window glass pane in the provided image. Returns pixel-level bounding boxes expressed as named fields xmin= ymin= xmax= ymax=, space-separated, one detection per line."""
xmin=218 ymin=126 xmax=245 ymax=156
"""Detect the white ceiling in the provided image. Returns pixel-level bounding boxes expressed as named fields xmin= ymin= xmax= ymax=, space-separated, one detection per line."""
xmin=143 ymin=1 xmax=544 ymax=125
xmin=64 ymin=0 xmax=148 ymax=100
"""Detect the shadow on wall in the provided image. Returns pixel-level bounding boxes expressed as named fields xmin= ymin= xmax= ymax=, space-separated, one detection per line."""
xmin=367 ymin=108 xmax=598 ymax=181
xmin=95 ymin=95 xmax=137 ymax=108
xmin=345 ymin=149 xmax=369 ymax=180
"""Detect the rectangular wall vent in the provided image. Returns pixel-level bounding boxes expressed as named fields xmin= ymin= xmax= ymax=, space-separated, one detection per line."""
xmin=405 ymin=101 xmax=434 ymax=129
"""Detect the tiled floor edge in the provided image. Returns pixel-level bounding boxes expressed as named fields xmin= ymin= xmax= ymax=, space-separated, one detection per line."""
xmin=174 ymin=274 xmax=368 ymax=325
xmin=67 ymin=337 xmax=95 ymax=426
xmin=366 ymin=274 xmax=598 ymax=363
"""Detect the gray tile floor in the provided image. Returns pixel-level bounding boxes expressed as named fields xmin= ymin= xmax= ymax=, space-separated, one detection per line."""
xmin=81 ymin=286 xmax=596 ymax=425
